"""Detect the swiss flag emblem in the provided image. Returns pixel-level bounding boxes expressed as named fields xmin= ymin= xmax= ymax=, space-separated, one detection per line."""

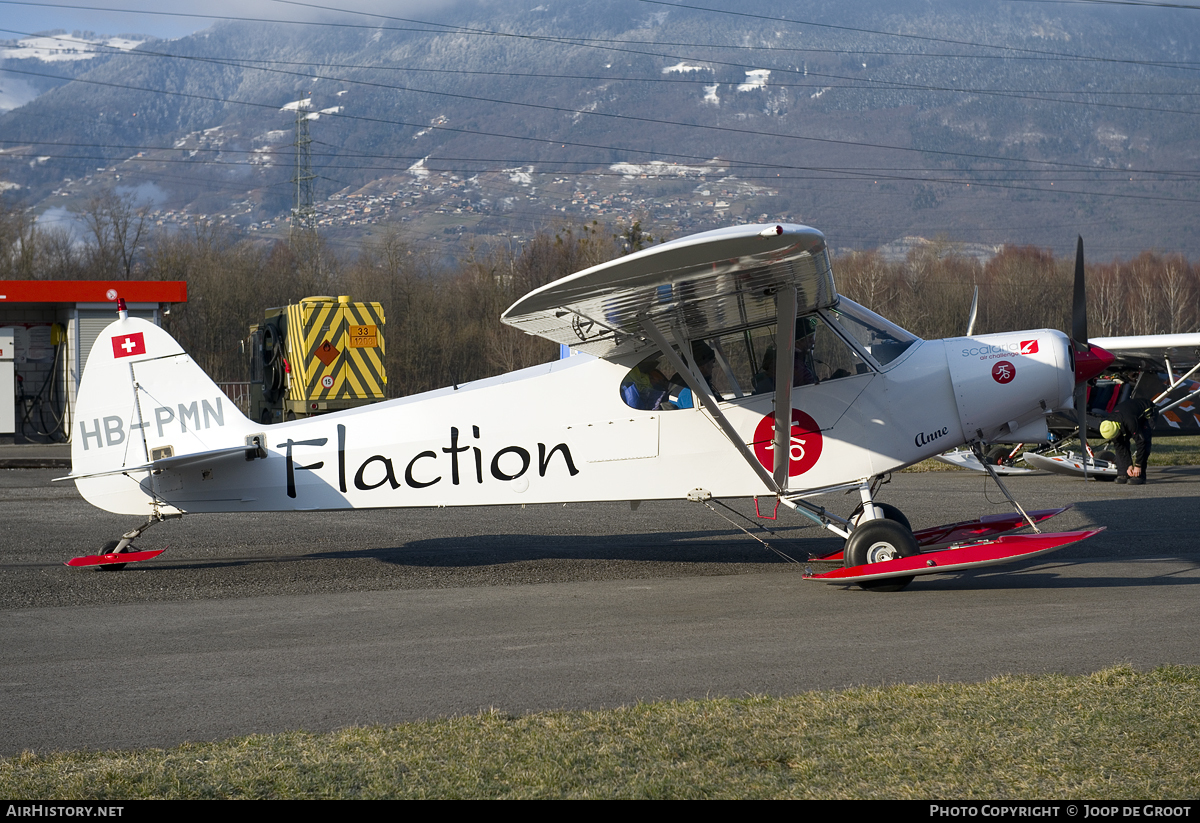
xmin=112 ymin=332 xmax=146 ymax=358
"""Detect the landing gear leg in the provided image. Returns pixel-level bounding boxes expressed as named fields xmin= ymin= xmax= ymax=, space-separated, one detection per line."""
xmin=970 ymin=443 xmax=1041 ymax=533
xmin=845 ymin=477 xmax=918 ymax=592
xmin=95 ymin=508 xmax=182 ymax=571
xmin=780 ymin=476 xmax=919 ymax=591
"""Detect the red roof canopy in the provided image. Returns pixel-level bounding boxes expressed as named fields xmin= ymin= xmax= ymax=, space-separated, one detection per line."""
xmin=0 ymin=281 xmax=187 ymax=304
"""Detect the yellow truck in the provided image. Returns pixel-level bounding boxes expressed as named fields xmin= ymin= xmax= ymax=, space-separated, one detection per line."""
xmin=249 ymin=296 xmax=386 ymax=423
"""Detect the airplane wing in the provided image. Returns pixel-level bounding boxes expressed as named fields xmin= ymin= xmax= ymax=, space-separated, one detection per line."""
xmin=1091 ymin=333 xmax=1200 ymax=371
xmin=501 ymin=223 xmax=835 ymax=359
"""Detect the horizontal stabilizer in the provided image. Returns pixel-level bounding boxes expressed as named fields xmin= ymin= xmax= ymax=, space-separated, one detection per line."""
xmin=56 ymin=444 xmax=258 ymax=483
xmin=806 ymin=528 xmax=1104 ymax=584
xmin=934 ymin=450 xmax=1035 ymax=475
xmin=1022 ymin=452 xmax=1118 ymax=478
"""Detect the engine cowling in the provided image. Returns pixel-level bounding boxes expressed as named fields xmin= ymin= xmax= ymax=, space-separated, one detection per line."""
xmin=944 ymin=331 xmax=1074 ymax=444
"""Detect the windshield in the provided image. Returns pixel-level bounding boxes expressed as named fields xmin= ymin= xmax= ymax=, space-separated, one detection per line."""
xmin=825 ymin=298 xmax=918 ymax=367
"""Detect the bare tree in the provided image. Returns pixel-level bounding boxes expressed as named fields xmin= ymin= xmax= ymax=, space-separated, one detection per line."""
xmin=1089 ymin=260 xmax=1126 ymax=339
xmin=78 ymin=190 xmax=150 ymax=279
xmin=1160 ymin=255 xmax=1194 ymax=334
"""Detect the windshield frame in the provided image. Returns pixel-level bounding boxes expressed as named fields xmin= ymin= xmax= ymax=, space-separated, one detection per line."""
xmin=821 ymin=298 xmax=920 ymax=372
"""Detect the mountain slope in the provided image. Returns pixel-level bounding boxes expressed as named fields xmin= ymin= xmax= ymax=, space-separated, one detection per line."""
xmin=1 ymin=0 xmax=1198 ymax=256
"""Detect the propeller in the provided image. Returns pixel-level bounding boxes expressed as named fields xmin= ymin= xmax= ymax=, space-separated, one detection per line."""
xmin=1071 ymin=237 xmax=1090 ymax=479
xmin=1069 ymin=237 xmax=1117 ymax=479
xmin=966 ymin=285 xmax=979 ymax=337
xmin=1071 ymin=240 xmax=1116 ymax=391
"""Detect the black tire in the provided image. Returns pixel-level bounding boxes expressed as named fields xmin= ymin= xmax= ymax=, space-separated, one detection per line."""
xmin=852 ymin=502 xmax=912 ymax=533
xmin=262 ymin=323 xmax=286 ymax=403
xmin=844 ymin=520 xmax=919 ymax=592
xmin=97 ymin=539 xmax=132 ymax=572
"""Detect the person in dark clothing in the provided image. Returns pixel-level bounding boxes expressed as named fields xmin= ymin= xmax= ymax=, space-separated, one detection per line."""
xmin=1099 ymin=397 xmax=1156 ymax=485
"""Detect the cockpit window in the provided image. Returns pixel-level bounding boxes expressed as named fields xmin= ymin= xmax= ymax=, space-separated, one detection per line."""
xmin=825 ymin=298 xmax=918 ymax=367
xmin=747 ymin=316 xmax=869 ymax=391
xmin=618 ymin=343 xmax=719 ymax=410
xmin=619 ymin=315 xmax=870 ymax=410
xmin=619 ymin=354 xmax=673 ymax=410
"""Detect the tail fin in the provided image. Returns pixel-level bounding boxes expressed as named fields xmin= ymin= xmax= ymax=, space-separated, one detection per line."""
xmin=71 ymin=316 xmax=254 ymax=514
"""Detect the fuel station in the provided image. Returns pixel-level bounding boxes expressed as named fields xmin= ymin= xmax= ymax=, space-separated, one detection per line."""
xmin=0 ymin=280 xmax=187 ymax=442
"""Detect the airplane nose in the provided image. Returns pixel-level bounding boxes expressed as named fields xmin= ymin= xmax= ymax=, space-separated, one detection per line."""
xmin=1075 ymin=343 xmax=1115 ymax=384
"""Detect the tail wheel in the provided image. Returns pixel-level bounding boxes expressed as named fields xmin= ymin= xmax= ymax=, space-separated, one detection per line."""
xmin=97 ymin=540 xmax=134 ymax=572
xmin=844 ymin=519 xmax=919 ymax=592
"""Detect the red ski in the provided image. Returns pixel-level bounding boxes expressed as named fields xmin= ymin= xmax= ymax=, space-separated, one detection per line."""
xmin=65 ymin=549 xmax=165 ymax=568
xmin=813 ymin=506 xmax=1073 ymax=562
xmin=806 ymin=528 xmax=1104 ymax=585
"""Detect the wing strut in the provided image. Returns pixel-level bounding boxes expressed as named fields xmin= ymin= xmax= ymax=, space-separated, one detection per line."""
xmin=1158 ymin=384 xmax=1200 ymax=415
xmin=638 ymin=319 xmax=780 ymax=495
xmin=772 ymin=287 xmax=797 ymax=490
xmin=970 ymin=443 xmax=1041 ymax=533
xmin=1153 ymin=360 xmax=1200 ymax=405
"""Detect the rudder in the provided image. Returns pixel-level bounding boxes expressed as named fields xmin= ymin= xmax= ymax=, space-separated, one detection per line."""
xmin=71 ymin=316 xmax=253 ymax=514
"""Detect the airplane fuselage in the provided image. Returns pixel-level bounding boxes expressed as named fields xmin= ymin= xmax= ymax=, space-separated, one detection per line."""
xmin=73 ymin=316 xmax=1075 ymax=515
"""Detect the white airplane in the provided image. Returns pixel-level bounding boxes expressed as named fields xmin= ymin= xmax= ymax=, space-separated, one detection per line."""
xmin=62 ymin=223 xmax=1109 ymax=591
xmin=946 ymin=331 xmax=1200 ymax=479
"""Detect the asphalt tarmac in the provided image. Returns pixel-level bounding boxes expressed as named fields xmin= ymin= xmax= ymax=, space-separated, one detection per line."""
xmin=3 ymin=466 xmax=1199 ymax=756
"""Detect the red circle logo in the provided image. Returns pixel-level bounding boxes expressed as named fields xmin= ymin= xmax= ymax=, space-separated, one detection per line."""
xmin=992 ymin=360 xmax=1016 ymax=384
xmin=753 ymin=409 xmax=823 ymax=477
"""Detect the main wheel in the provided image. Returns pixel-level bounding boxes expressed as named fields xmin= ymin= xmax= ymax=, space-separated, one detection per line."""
xmin=97 ymin=539 xmax=134 ymax=572
xmin=844 ymin=520 xmax=919 ymax=592
xmin=851 ymin=502 xmax=911 ymax=532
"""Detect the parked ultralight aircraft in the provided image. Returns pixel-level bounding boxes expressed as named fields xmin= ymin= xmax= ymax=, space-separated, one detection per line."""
xmin=939 ymin=271 xmax=1200 ymax=480
xmin=63 ymin=223 xmax=1110 ymax=590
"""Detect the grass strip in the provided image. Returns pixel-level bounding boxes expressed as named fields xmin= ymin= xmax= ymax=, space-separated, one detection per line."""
xmin=3 ymin=665 xmax=1197 ymax=799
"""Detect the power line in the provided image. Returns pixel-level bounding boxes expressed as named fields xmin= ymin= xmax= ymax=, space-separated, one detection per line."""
xmin=11 ymin=136 xmax=1200 ymax=180
xmin=13 ymin=27 xmax=1197 ymax=121
xmin=3 ymin=0 xmax=1199 ymax=70
xmin=7 ymin=59 xmax=1196 ymax=182
xmin=633 ymin=0 xmax=1200 ymax=65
